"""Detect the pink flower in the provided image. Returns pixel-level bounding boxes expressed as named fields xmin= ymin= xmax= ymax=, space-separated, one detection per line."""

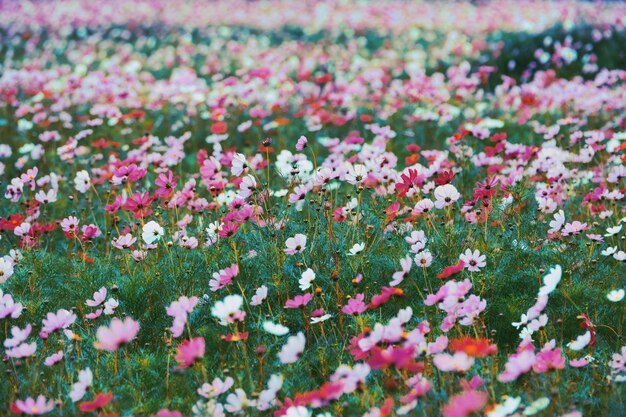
xmin=42 ymin=309 xmax=76 ymax=334
xmin=95 ymin=317 xmax=140 ymax=352
xmin=533 ymin=347 xmax=565 ymax=373
xmin=44 ymin=351 xmax=64 ymax=366
xmin=151 ymin=410 xmax=184 ymax=417
xmin=154 ymin=171 xmax=178 ymax=198
xmin=296 ymin=136 xmax=308 ymax=151
xmin=86 ymin=287 xmax=107 ymax=307
xmin=342 ymin=294 xmax=367 ymax=315
xmin=209 ymin=264 xmax=239 ymax=292
xmin=175 ymin=337 xmax=205 ymax=369
xmin=498 ymin=349 xmax=536 ymax=382
xmin=442 ymin=390 xmax=488 ymax=417
xmin=166 ymin=296 xmax=199 ymax=338
xmin=561 ymin=221 xmax=588 ymax=236
xmin=60 ymin=216 xmax=80 ymax=236
xmin=6 ymin=342 xmax=37 ymax=358
xmin=4 ymin=324 xmax=31 ymax=348
xmin=0 ymin=291 xmax=23 ymax=319
xmin=284 ymin=293 xmax=313 ymax=309
xmin=12 ymin=395 xmax=55 ymax=415
xmin=433 ymin=352 xmax=475 ymax=372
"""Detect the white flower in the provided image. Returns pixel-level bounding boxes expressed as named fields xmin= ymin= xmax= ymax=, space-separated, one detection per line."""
xmin=69 ymin=368 xmax=93 ymax=402
xmin=299 ymin=268 xmax=316 ymax=291
xmin=74 ymin=170 xmax=91 ymax=193
xmin=211 ymin=295 xmax=243 ymax=326
xmin=310 ymin=314 xmax=332 ymax=324
xmin=250 ymin=286 xmax=268 ymax=306
xmin=142 ymin=220 xmax=164 ymax=245
xmin=347 ymin=242 xmax=365 ymax=256
xmin=607 ymin=289 xmax=625 ymax=302
xmin=601 ymin=246 xmax=617 ymax=256
xmin=487 ymin=396 xmax=522 ymax=417
xmin=278 ymin=332 xmax=306 ymax=364
xmin=103 ymin=298 xmax=119 ymax=315
xmin=414 ymin=250 xmax=433 ymax=268
xmin=613 ymin=251 xmax=626 ymax=262
xmin=524 ymin=397 xmax=550 ymax=416
xmin=548 ymin=209 xmax=565 ymax=234
xmin=459 ymin=249 xmax=486 ymax=272
xmin=231 ymin=153 xmax=248 ymax=176
xmin=538 ymin=265 xmax=562 ymax=296
xmin=0 ymin=258 xmax=14 ymax=284
xmin=224 ymin=388 xmax=255 ymax=414
xmin=434 ymin=184 xmax=461 ymax=209
xmin=284 ymin=406 xmax=312 ymax=417
xmin=345 ymin=164 xmax=368 ymax=185
xmin=263 ymin=321 xmax=289 ymax=336
xmin=284 ymin=234 xmax=307 ymax=255
xmin=567 ymin=331 xmax=591 ymax=351
xmin=605 ymin=224 xmax=622 ymax=237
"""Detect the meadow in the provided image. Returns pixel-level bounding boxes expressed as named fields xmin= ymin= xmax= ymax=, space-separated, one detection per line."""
xmin=0 ymin=1 xmax=625 ymax=416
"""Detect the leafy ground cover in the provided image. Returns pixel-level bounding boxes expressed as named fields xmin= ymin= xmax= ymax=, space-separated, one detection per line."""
xmin=0 ymin=1 xmax=625 ymax=416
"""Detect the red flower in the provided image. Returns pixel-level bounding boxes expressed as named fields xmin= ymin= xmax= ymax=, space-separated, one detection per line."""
xmin=369 ymin=287 xmax=404 ymax=309
xmin=577 ymin=313 xmax=596 ymax=347
xmin=434 ymin=170 xmax=456 ymax=186
xmin=449 ymin=337 xmax=497 ymax=357
xmin=122 ymin=192 xmax=154 ymax=219
xmin=79 ymin=392 xmax=113 ymax=412
xmin=0 ymin=214 xmax=25 ymax=231
xmin=211 ymin=121 xmax=228 ymax=135
xmin=220 ymin=332 xmax=249 ymax=342
xmin=437 ymin=260 xmax=465 ymax=279
xmin=395 ymin=169 xmax=423 ymax=197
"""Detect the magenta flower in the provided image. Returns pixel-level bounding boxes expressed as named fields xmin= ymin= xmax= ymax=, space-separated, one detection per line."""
xmin=154 ymin=170 xmax=178 ymax=198
xmin=342 ymin=294 xmax=367 ymax=315
xmin=95 ymin=317 xmax=140 ymax=352
xmin=442 ymin=390 xmax=488 ymax=417
xmin=175 ymin=336 xmax=205 ymax=368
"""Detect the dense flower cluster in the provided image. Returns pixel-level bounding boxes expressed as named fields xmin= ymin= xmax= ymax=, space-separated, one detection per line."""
xmin=0 ymin=1 xmax=625 ymax=416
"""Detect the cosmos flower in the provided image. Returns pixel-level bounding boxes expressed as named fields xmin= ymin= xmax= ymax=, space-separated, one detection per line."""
xmin=211 ymin=294 xmax=245 ymax=325
xmin=175 ymin=337 xmax=205 ymax=368
xmin=95 ymin=317 xmax=140 ymax=352
xmin=284 ymin=234 xmax=307 ymax=255
xmin=347 ymin=242 xmax=365 ymax=256
xmin=142 ymin=221 xmax=164 ymax=245
xmin=12 ymin=396 xmax=55 ymax=415
xmin=434 ymin=184 xmax=461 ymax=209
xmin=278 ymin=332 xmax=306 ymax=364
xmin=459 ymin=249 xmax=486 ymax=272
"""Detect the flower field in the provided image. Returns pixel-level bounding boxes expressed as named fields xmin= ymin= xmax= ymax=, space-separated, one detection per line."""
xmin=1 ymin=1 xmax=626 ymax=416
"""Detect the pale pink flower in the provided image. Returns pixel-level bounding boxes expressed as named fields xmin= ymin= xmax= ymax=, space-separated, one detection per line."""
xmin=42 ymin=309 xmax=76 ymax=334
xmin=13 ymin=395 xmax=55 ymax=415
xmin=95 ymin=317 xmax=140 ymax=351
